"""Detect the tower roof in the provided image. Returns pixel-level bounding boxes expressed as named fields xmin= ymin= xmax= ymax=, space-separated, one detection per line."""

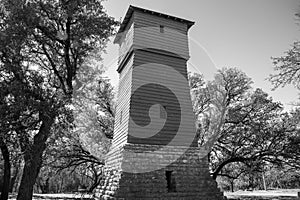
xmin=114 ymin=5 xmax=195 ymax=44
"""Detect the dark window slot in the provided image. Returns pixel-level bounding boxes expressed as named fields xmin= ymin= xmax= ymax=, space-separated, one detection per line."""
xmin=166 ymin=171 xmax=176 ymax=192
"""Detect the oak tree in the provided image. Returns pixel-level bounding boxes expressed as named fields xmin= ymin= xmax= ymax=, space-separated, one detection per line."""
xmin=0 ymin=0 xmax=117 ymax=199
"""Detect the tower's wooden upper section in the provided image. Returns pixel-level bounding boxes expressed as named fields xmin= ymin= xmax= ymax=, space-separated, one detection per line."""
xmin=114 ymin=5 xmax=194 ymax=72
xmin=112 ymin=6 xmax=197 ymax=148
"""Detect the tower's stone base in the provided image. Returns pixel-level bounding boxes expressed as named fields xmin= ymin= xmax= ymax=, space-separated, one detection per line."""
xmin=95 ymin=144 xmax=225 ymax=200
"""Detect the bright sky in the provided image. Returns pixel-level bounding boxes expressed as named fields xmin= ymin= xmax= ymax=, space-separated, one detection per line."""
xmin=101 ymin=0 xmax=300 ymax=110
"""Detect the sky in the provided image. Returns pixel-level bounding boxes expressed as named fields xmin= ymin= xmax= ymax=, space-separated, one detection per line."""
xmin=101 ymin=0 xmax=300 ymax=110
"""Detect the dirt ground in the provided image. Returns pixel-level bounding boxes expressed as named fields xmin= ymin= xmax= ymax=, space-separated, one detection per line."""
xmin=5 ymin=189 xmax=300 ymax=199
xmin=225 ymin=189 xmax=300 ymax=200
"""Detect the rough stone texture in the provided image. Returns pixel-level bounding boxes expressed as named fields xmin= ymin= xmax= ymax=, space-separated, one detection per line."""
xmin=95 ymin=144 xmax=225 ymax=200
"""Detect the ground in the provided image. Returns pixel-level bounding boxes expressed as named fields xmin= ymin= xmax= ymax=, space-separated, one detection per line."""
xmin=4 ymin=189 xmax=300 ymax=199
xmin=225 ymin=189 xmax=300 ymax=200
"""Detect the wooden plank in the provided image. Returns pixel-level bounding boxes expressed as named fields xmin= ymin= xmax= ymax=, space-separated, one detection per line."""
xmin=133 ymin=22 xmax=190 ymax=60
xmin=133 ymin=49 xmax=189 ymax=78
xmin=127 ymin=50 xmax=196 ymax=146
xmin=118 ymin=21 xmax=134 ymax=65
xmin=133 ymin=11 xmax=188 ymax=33
xmin=112 ymin=9 xmax=197 ymax=147
xmin=111 ymin=54 xmax=134 ymax=148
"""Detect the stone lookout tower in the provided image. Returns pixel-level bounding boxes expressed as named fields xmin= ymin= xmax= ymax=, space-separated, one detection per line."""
xmin=96 ymin=5 xmax=224 ymax=200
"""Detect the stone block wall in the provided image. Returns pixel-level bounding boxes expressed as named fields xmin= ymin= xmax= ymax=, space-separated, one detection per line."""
xmin=95 ymin=144 xmax=225 ymax=200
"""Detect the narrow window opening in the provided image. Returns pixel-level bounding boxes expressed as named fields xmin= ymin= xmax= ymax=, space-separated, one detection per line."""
xmin=160 ymin=25 xmax=164 ymax=33
xmin=166 ymin=171 xmax=176 ymax=192
xmin=160 ymin=105 xmax=167 ymax=119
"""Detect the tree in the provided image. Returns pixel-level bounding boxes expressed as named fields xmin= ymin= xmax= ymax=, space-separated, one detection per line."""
xmin=263 ymin=166 xmax=300 ymax=189
xmin=190 ymin=68 xmax=300 ymax=181
xmin=0 ymin=79 xmax=20 ymax=200
xmin=269 ymin=41 xmax=300 ymax=90
xmin=0 ymin=138 xmax=10 ymax=200
xmin=216 ymin=162 xmax=247 ymax=192
xmin=190 ymin=68 xmax=253 ymax=152
xmin=39 ymin=66 xmax=115 ymax=193
xmin=268 ymin=11 xmax=300 ymax=93
xmin=0 ymin=0 xmax=117 ymax=199
xmin=55 ymin=65 xmax=114 ymax=192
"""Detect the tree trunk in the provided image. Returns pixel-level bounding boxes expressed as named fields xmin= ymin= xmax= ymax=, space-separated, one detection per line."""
xmin=17 ymin=147 xmax=44 ymax=200
xmin=249 ymin=174 xmax=254 ymax=191
xmin=262 ymin=171 xmax=267 ymax=191
xmin=0 ymin=139 xmax=11 ymax=200
xmin=10 ymin=160 xmax=21 ymax=193
xmin=39 ymin=177 xmax=50 ymax=194
xmin=17 ymin=119 xmax=53 ymax=200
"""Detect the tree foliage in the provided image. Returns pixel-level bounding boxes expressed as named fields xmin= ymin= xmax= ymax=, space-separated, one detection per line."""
xmin=269 ymin=41 xmax=300 ymax=90
xmin=190 ymin=68 xmax=300 ymax=182
xmin=268 ymin=11 xmax=300 ymax=92
xmin=44 ymin=67 xmax=115 ymax=192
xmin=0 ymin=0 xmax=117 ymax=199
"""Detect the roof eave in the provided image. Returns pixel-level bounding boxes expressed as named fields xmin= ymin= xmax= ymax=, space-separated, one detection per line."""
xmin=113 ymin=5 xmax=195 ymax=44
